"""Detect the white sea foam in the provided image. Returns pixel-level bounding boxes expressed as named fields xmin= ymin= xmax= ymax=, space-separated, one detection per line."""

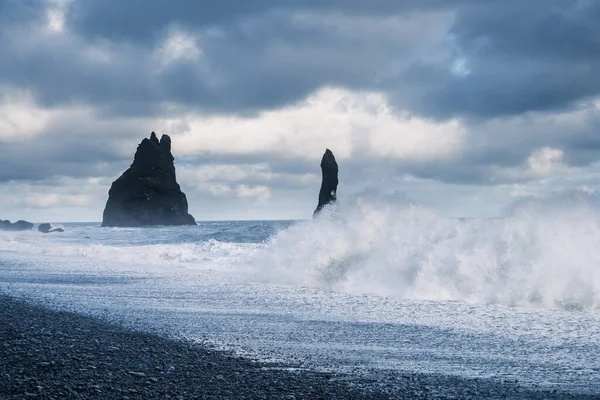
xmin=256 ymin=192 xmax=600 ymax=311
xmin=0 ymin=231 xmax=258 ymax=271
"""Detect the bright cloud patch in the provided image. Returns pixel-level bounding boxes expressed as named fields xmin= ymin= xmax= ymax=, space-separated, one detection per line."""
xmin=527 ymin=147 xmax=566 ymax=177
xmin=155 ymin=30 xmax=203 ymax=70
xmin=0 ymin=177 xmax=110 ymax=221
xmin=493 ymin=147 xmax=572 ymax=182
xmin=45 ymin=0 xmax=71 ymax=33
xmin=164 ymin=87 xmax=466 ymax=162
xmin=0 ymin=88 xmax=55 ymax=141
xmin=196 ymin=183 xmax=271 ymax=203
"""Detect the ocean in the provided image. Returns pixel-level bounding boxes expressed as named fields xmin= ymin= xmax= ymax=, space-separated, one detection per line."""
xmin=1 ymin=194 xmax=600 ymax=395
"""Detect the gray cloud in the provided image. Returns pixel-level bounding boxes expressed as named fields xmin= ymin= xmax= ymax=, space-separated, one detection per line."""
xmin=428 ymin=0 xmax=600 ymax=118
xmin=2 ymin=0 xmax=597 ymax=120
xmin=66 ymin=0 xmax=473 ymax=42
xmin=1 ymin=0 xmax=600 ymax=220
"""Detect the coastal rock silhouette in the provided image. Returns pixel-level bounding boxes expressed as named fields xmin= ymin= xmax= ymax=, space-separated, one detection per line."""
xmin=314 ymin=149 xmax=338 ymax=216
xmin=0 ymin=219 xmax=34 ymax=231
xmin=102 ymin=132 xmax=196 ymax=227
xmin=38 ymin=223 xmax=64 ymax=233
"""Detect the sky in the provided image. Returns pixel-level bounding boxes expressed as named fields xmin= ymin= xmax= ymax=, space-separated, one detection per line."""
xmin=1 ymin=0 xmax=600 ymax=222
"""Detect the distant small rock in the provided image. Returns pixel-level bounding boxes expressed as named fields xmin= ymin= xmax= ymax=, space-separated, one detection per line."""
xmin=0 ymin=219 xmax=34 ymax=231
xmin=313 ymin=149 xmax=339 ymax=216
xmin=38 ymin=223 xmax=64 ymax=233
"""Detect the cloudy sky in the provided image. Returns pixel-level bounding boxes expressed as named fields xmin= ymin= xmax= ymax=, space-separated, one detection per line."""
xmin=1 ymin=0 xmax=599 ymax=222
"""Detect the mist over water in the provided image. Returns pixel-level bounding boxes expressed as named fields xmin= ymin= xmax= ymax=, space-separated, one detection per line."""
xmin=259 ymin=192 xmax=600 ymax=312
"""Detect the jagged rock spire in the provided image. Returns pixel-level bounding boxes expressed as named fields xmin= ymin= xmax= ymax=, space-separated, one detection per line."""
xmin=314 ymin=148 xmax=338 ymax=216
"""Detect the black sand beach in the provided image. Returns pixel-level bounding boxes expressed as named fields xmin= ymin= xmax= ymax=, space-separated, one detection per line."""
xmin=0 ymin=295 xmax=596 ymax=400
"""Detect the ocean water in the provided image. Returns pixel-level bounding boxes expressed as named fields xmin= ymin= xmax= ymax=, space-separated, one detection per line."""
xmin=1 ymin=193 xmax=600 ymax=395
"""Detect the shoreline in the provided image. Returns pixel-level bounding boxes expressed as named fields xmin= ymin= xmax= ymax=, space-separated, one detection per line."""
xmin=0 ymin=295 xmax=596 ymax=399
xmin=0 ymin=295 xmax=383 ymax=399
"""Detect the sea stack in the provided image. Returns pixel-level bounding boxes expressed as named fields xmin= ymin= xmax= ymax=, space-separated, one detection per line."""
xmin=102 ymin=132 xmax=196 ymax=227
xmin=313 ymin=149 xmax=338 ymax=216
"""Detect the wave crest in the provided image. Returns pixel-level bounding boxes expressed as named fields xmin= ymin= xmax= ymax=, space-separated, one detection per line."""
xmin=257 ymin=193 xmax=600 ymax=311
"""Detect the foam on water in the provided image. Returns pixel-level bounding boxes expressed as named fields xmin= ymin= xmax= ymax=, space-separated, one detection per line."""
xmin=0 ymin=229 xmax=260 ymax=271
xmin=1 ymin=193 xmax=599 ymax=312
xmin=257 ymin=192 xmax=600 ymax=312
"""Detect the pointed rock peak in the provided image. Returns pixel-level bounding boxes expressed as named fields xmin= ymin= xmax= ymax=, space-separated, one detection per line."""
xmin=160 ymin=134 xmax=171 ymax=153
xmin=132 ymin=132 xmax=174 ymax=171
xmin=314 ymin=149 xmax=339 ymax=216
xmin=322 ymin=148 xmax=337 ymax=167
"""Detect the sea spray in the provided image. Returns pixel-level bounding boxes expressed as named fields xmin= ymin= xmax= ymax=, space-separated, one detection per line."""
xmin=256 ymin=192 xmax=600 ymax=311
xmin=1 ymin=195 xmax=599 ymax=311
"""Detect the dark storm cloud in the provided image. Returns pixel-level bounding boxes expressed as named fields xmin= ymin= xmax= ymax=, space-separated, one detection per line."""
xmin=0 ymin=0 xmax=44 ymax=22
xmin=0 ymin=132 xmax=127 ymax=182
xmin=66 ymin=0 xmax=474 ymax=42
xmin=0 ymin=3 xmax=437 ymax=115
xmin=2 ymin=0 xmax=597 ymax=120
xmin=427 ymin=1 xmax=600 ymax=118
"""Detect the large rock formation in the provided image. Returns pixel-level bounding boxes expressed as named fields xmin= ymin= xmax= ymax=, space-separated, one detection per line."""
xmin=102 ymin=132 xmax=196 ymax=227
xmin=0 ymin=219 xmax=34 ymax=231
xmin=314 ymin=149 xmax=338 ymax=216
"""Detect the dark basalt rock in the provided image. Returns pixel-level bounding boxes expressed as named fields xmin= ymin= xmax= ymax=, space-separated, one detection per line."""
xmin=38 ymin=223 xmax=64 ymax=233
xmin=37 ymin=223 xmax=51 ymax=233
xmin=0 ymin=219 xmax=34 ymax=231
xmin=314 ymin=149 xmax=339 ymax=216
xmin=101 ymin=132 xmax=196 ymax=227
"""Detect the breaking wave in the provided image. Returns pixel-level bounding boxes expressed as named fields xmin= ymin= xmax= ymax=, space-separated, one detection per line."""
xmin=2 ymin=193 xmax=599 ymax=311
xmin=257 ymin=192 xmax=600 ymax=311
xmin=0 ymin=234 xmax=258 ymax=270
